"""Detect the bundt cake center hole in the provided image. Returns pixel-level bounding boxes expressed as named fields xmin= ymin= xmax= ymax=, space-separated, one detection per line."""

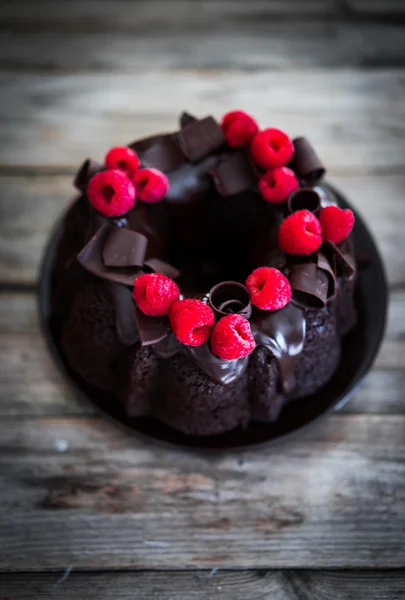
xmin=102 ymin=185 xmax=115 ymax=203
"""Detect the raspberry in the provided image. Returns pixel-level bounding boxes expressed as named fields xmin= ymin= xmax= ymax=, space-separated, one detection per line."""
xmin=246 ymin=267 xmax=292 ymax=311
xmin=87 ymin=170 xmax=136 ymax=217
xmin=251 ymin=128 xmax=294 ymax=170
xmin=278 ymin=209 xmax=322 ymax=255
xmin=221 ymin=110 xmax=259 ymax=147
xmin=169 ymin=299 xmax=214 ymax=347
xmin=132 ymin=273 xmax=180 ymax=317
xmin=211 ymin=314 xmax=256 ymax=360
xmin=258 ymin=166 xmax=298 ymax=204
xmin=132 ymin=168 xmax=169 ymax=203
xmin=105 ymin=146 xmax=140 ymax=177
xmin=319 ymin=205 xmax=355 ymax=244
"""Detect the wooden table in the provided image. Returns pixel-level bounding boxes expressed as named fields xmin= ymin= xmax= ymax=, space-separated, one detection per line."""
xmin=0 ymin=1 xmax=405 ymax=597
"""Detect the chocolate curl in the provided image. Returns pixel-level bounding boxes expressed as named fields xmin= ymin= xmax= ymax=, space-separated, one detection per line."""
xmin=107 ymin=283 xmax=139 ymax=346
xmin=289 ymin=263 xmax=329 ymax=310
xmin=290 ymin=137 xmax=325 ymax=182
xmin=103 ymin=228 xmax=148 ymax=267
xmin=77 ymin=224 xmax=144 ymax=287
xmin=134 ymin=306 xmax=168 ymax=346
xmin=317 ymin=252 xmax=337 ymax=300
xmin=143 ymin=258 xmax=180 ymax=280
xmin=287 ymin=187 xmax=321 ymax=215
xmin=74 ymin=158 xmax=103 ymax=191
xmin=209 ymin=281 xmax=252 ymax=320
xmin=210 ymin=152 xmax=258 ymax=197
xmin=178 ymin=116 xmax=226 ymax=162
xmin=179 ymin=111 xmax=197 ymax=128
xmin=130 ymin=134 xmax=185 ymax=172
xmin=328 ymin=238 xmax=356 ymax=280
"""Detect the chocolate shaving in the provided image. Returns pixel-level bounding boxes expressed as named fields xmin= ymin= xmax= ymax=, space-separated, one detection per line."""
xmin=178 ymin=116 xmax=226 ymax=162
xmin=180 ymin=111 xmax=197 ymax=128
xmin=287 ymin=187 xmax=321 ymax=215
xmin=290 ymin=137 xmax=325 ymax=182
xmin=209 ymin=281 xmax=252 ymax=320
xmin=289 ymin=263 xmax=329 ymax=309
xmin=103 ymin=228 xmax=148 ymax=267
xmin=107 ymin=283 xmax=139 ymax=346
xmin=131 ymin=134 xmax=185 ymax=172
xmin=317 ymin=252 xmax=336 ymax=300
xmin=143 ymin=258 xmax=180 ymax=279
xmin=210 ymin=152 xmax=258 ymax=197
xmin=328 ymin=239 xmax=356 ymax=280
xmin=74 ymin=158 xmax=103 ymax=191
xmin=134 ymin=306 xmax=168 ymax=346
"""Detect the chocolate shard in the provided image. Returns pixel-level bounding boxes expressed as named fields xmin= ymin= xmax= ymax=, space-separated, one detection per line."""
xmin=179 ymin=111 xmax=197 ymax=128
xmin=130 ymin=134 xmax=185 ymax=172
xmin=178 ymin=116 xmax=226 ymax=162
xmin=289 ymin=262 xmax=329 ymax=310
xmin=209 ymin=281 xmax=252 ymax=320
xmin=134 ymin=306 xmax=168 ymax=346
xmin=143 ymin=258 xmax=180 ymax=279
xmin=328 ymin=239 xmax=356 ymax=280
xmin=287 ymin=187 xmax=321 ymax=215
xmin=77 ymin=224 xmax=141 ymax=287
xmin=317 ymin=252 xmax=337 ymax=300
xmin=210 ymin=152 xmax=258 ymax=197
xmin=108 ymin=283 xmax=139 ymax=346
xmin=103 ymin=228 xmax=148 ymax=267
xmin=290 ymin=137 xmax=325 ymax=182
xmin=74 ymin=158 xmax=104 ymax=191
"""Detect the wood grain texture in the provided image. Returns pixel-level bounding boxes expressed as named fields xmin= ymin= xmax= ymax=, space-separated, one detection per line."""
xmin=1 ymin=173 xmax=404 ymax=285
xmin=0 ymin=413 xmax=404 ymax=570
xmin=0 ymin=289 xmax=403 ymax=417
xmin=1 ymin=570 xmax=405 ymax=600
xmin=0 ymin=70 xmax=404 ymax=170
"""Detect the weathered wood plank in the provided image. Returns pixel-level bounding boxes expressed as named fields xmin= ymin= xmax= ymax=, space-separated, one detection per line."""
xmin=2 ymin=22 xmax=405 ymax=72
xmin=0 ymin=70 xmax=404 ymax=170
xmin=1 ymin=172 xmax=404 ymax=285
xmin=1 ymin=570 xmax=405 ymax=600
xmin=0 ymin=413 xmax=404 ymax=570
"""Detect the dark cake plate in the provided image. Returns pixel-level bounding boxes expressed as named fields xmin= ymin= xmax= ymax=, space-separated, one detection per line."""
xmin=38 ymin=185 xmax=388 ymax=451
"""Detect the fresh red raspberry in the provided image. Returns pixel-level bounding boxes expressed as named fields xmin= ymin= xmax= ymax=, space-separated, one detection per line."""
xmin=278 ymin=209 xmax=322 ymax=255
xmin=132 ymin=168 xmax=169 ymax=203
xmin=251 ymin=128 xmax=294 ymax=170
xmin=132 ymin=273 xmax=180 ymax=317
xmin=319 ymin=205 xmax=355 ymax=244
xmin=258 ymin=166 xmax=298 ymax=204
xmin=169 ymin=299 xmax=215 ymax=347
xmin=87 ymin=170 xmax=136 ymax=217
xmin=211 ymin=314 xmax=256 ymax=360
xmin=246 ymin=267 xmax=292 ymax=311
xmin=221 ymin=110 xmax=259 ymax=147
xmin=105 ymin=146 xmax=140 ymax=177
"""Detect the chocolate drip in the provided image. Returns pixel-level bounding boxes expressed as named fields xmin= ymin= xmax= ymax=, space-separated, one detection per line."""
xmin=290 ymin=137 xmax=325 ymax=182
xmin=108 ymin=283 xmax=139 ymax=346
xmin=187 ymin=342 xmax=248 ymax=385
xmin=251 ymin=304 xmax=306 ymax=395
xmin=153 ymin=333 xmax=182 ymax=359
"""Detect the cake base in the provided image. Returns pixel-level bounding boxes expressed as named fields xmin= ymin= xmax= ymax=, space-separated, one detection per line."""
xmin=39 ymin=186 xmax=387 ymax=450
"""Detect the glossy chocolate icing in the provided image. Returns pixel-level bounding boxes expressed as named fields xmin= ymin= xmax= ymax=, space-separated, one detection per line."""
xmin=73 ymin=113 xmax=356 ymax=395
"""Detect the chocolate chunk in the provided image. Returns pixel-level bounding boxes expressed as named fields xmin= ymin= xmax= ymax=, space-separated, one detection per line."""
xmin=178 ymin=116 xmax=226 ymax=162
xmin=287 ymin=187 xmax=321 ymax=215
xmin=143 ymin=257 xmax=180 ymax=279
xmin=289 ymin=263 xmax=329 ymax=309
xmin=77 ymin=224 xmax=141 ymax=287
xmin=134 ymin=306 xmax=168 ymax=346
xmin=209 ymin=281 xmax=252 ymax=320
xmin=317 ymin=252 xmax=336 ymax=300
xmin=74 ymin=158 xmax=103 ymax=191
xmin=103 ymin=228 xmax=148 ymax=267
xmin=290 ymin=137 xmax=325 ymax=182
xmin=131 ymin=134 xmax=185 ymax=172
xmin=211 ymin=152 xmax=258 ymax=197
xmin=108 ymin=283 xmax=139 ymax=346
xmin=179 ymin=111 xmax=197 ymax=128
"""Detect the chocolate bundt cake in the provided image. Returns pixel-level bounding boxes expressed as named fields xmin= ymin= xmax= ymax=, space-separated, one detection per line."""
xmin=50 ymin=110 xmax=357 ymax=436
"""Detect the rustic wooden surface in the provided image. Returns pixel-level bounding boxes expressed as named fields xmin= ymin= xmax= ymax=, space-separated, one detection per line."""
xmin=0 ymin=0 xmax=405 ymax=597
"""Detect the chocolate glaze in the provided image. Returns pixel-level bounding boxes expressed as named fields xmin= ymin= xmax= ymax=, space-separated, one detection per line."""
xmin=251 ymin=304 xmax=306 ymax=395
xmin=187 ymin=342 xmax=248 ymax=385
xmin=108 ymin=283 xmax=139 ymax=346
